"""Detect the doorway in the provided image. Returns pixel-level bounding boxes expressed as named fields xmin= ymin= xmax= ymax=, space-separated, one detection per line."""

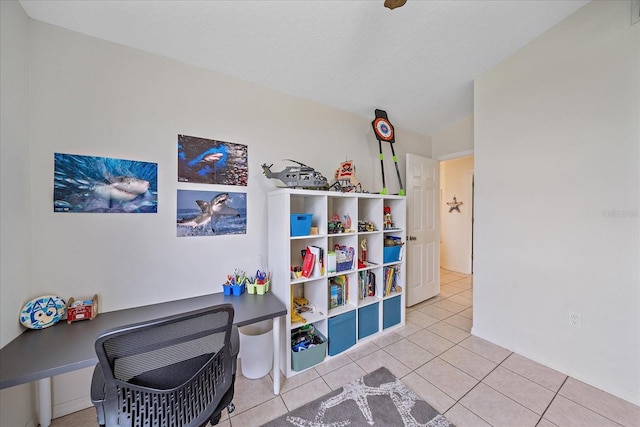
xmin=439 ymin=156 xmax=474 ymax=275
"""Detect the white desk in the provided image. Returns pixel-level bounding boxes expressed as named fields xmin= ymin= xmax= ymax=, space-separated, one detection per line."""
xmin=0 ymin=292 xmax=287 ymax=427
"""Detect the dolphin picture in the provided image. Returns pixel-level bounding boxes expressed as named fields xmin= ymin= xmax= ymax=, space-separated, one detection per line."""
xmin=177 ymin=193 xmax=241 ymax=233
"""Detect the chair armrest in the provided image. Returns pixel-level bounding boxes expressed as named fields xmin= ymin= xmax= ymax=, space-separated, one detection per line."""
xmin=230 ymin=325 xmax=239 ymax=358
xmin=90 ymin=364 xmax=106 ymax=426
xmin=230 ymin=325 xmax=239 ymax=376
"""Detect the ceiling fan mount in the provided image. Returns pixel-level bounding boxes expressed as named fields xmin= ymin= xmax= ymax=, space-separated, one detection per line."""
xmin=384 ymin=0 xmax=408 ymax=10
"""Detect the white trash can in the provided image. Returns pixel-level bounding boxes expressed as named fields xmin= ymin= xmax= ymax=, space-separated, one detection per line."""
xmin=238 ymin=319 xmax=273 ymax=379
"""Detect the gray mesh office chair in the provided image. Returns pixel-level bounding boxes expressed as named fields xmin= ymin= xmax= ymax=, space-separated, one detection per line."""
xmin=91 ymin=304 xmax=239 ymax=427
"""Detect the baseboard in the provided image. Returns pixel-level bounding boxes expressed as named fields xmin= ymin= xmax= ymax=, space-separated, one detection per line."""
xmin=52 ymin=394 xmax=93 ymax=419
xmin=470 ymin=328 xmax=640 ymax=406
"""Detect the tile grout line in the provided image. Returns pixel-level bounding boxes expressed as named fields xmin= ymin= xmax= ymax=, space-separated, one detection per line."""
xmin=440 ymin=347 xmax=512 ymax=426
xmin=535 ymin=375 xmax=568 ymax=427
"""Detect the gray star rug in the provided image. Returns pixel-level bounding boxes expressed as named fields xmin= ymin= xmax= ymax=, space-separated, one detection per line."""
xmin=262 ymin=367 xmax=454 ymax=426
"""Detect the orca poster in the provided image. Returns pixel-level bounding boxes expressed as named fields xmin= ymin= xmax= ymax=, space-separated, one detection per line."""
xmin=53 ymin=153 xmax=158 ymax=213
xmin=178 ymin=135 xmax=248 ymax=186
xmin=176 ymin=190 xmax=247 ymax=237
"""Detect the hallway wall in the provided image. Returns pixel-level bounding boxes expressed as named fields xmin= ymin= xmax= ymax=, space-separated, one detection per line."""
xmin=440 ymin=156 xmax=474 ymax=274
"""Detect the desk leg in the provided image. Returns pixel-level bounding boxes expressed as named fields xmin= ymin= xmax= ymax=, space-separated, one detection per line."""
xmin=37 ymin=377 xmax=52 ymax=427
xmin=273 ymin=315 xmax=281 ymax=395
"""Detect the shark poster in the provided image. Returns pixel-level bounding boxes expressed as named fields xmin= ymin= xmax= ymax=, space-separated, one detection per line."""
xmin=176 ymin=190 xmax=247 ymax=237
xmin=53 ymin=153 xmax=158 ymax=213
xmin=178 ymin=135 xmax=248 ymax=185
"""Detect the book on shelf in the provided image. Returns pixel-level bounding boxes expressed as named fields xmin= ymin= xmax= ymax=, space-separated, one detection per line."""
xmin=383 ymin=266 xmax=400 ymax=296
xmin=327 ymin=251 xmax=336 ymax=273
xmin=301 ymin=247 xmax=315 ymax=278
xmin=309 ymin=245 xmax=324 ymax=277
xmin=358 ymin=270 xmax=376 ymax=300
xmin=329 ymin=274 xmax=348 ymax=309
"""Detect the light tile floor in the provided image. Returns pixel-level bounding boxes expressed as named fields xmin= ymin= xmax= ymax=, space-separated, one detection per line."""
xmin=53 ymin=270 xmax=640 ymax=427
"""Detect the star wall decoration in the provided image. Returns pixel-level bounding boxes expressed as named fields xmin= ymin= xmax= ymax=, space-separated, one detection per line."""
xmin=447 ymin=196 xmax=463 ymax=213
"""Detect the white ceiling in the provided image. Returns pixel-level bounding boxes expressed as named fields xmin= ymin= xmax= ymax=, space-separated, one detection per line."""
xmin=19 ymin=0 xmax=589 ymax=136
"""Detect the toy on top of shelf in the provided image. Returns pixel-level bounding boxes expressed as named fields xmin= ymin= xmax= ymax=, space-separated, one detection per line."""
xmin=329 ymin=160 xmax=364 ymax=193
xmin=261 ymin=160 xmax=329 ymax=189
xmin=371 ymin=109 xmax=405 ymax=196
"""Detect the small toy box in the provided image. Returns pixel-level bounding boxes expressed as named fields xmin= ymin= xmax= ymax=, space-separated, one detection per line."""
xmin=383 ymin=245 xmax=401 ymax=263
xmin=291 ymin=327 xmax=327 ymax=372
xmin=66 ymin=294 xmax=98 ymax=324
xmin=290 ymin=214 xmax=313 ymax=237
xmin=335 ymin=246 xmax=354 ymax=272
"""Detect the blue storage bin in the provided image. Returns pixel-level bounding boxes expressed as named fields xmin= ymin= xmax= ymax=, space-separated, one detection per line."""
xmin=328 ymin=311 xmax=356 ymax=356
xmin=291 ymin=329 xmax=327 ymax=372
xmin=383 ymin=296 xmax=401 ymax=329
xmin=383 ymin=246 xmax=401 ymax=263
xmin=291 ymin=214 xmax=313 ymax=236
xmin=358 ymin=303 xmax=379 ymax=339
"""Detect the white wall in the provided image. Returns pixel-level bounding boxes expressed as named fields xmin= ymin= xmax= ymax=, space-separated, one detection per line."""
xmin=474 ymin=0 xmax=639 ymax=405
xmin=1 ymin=0 xmax=32 ymax=351
xmin=431 ymin=114 xmax=474 ymax=160
xmin=440 ymin=156 xmax=474 ymax=274
xmin=1 ymin=13 xmax=431 ymax=423
xmin=0 ymin=1 xmax=37 ymax=426
xmin=26 ymin=19 xmax=429 ymax=314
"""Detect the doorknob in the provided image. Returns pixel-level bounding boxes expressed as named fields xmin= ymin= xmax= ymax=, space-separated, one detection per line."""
xmin=407 ymin=235 xmax=417 ymax=241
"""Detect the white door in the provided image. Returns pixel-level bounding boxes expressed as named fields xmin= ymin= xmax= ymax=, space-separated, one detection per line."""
xmin=405 ymin=154 xmax=440 ymax=306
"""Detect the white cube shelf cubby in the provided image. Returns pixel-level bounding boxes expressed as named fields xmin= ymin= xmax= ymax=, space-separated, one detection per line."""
xmin=268 ymin=189 xmax=406 ymax=378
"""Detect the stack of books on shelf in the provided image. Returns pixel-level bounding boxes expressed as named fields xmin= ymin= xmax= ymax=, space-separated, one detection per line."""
xmin=329 ymin=275 xmax=348 ymax=309
xmin=383 ymin=266 xmax=401 ymax=296
xmin=358 ymin=270 xmax=376 ymax=300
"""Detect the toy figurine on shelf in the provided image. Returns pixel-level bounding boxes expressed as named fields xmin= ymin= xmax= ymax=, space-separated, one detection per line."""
xmin=343 ymin=213 xmax=352 ymax=232
xmin=384 ymin=206 xmax=394 ymax=229
xmin=358 ymin=219 xmax=375 ymax=232
xmin=359 ymin=239 xmax=368 ymax=268
xmin=328 ymin=213 xmax=344 ymax=234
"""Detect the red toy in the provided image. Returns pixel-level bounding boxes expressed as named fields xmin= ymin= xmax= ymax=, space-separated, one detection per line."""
xmin=66 ymin=294 xmax=98 ymax=323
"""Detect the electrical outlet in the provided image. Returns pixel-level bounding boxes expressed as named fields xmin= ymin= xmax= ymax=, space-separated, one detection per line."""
xmin=569 ymin=312 xmax=582 ymax=328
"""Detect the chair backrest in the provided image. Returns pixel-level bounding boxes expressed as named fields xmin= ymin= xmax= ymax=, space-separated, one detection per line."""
xmin=95 ymin=304 xmax=235 ymax=427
